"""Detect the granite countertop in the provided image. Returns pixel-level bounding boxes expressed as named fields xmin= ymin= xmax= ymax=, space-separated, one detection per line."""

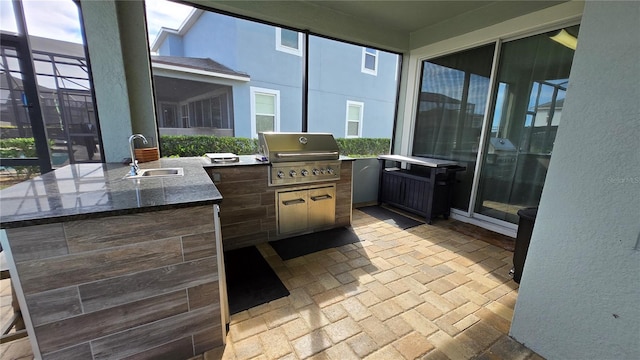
xmin=0 ymin=157 xmax=222 ymax=229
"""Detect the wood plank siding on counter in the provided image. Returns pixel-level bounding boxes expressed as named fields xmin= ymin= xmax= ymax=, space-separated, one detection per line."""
xmin=206 ymin=160 xmax=353 ymax=251
xmin=0 ymin=159 xmax=224 ymax=359
xmin=3 ymin=205 xmax=223 ymax=359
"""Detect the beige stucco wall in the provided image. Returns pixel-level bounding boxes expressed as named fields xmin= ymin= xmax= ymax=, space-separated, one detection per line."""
xmin=509 ymin=1 xmax=640 ymax=358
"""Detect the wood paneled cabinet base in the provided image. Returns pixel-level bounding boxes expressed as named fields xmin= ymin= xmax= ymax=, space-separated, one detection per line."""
xmin=378 ymin=159 xmax=462 ymax=224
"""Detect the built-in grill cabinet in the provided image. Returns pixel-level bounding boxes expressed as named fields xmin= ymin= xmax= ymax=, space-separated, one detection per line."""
xmin=207 ymin=132 xmax=353 ymax=250
xmin=260 ymin=132 xmax=344 ymax=236
xmin=277 ymin=184 xmax=336 ymax=234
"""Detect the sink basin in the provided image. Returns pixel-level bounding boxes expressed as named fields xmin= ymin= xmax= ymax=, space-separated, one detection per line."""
xmin=140 ymin=168 xmax=183 ymax=176
xmin=124 ymin=167 xmax=184 ymax=179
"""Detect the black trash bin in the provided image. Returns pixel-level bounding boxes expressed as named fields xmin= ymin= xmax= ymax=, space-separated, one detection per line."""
xmin=512 ymin=207 xmax=538 ymax=283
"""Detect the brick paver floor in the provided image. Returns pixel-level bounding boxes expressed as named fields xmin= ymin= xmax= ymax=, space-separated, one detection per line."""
xmin=197 ymin=208 xmax=541 ymax=360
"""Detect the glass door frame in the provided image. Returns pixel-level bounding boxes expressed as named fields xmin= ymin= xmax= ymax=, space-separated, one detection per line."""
xmin=0 ymin=14 xmax=52 ymax=173
xmin=1 ymin=0 xmax=103 ymax=173
xmin=431 ymin=38 xmax=521 ymax=235
xmin=409 ymin=20 xmax=580 ymax=236
xmin=464 ymin=39 xmax=514 ymax=230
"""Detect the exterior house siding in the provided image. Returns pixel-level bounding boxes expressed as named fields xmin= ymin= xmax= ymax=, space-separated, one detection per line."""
xmin=158 ymin=33 xmax=184 ymax=57
xmin=155 ymin=11 xmax=397 ymax=139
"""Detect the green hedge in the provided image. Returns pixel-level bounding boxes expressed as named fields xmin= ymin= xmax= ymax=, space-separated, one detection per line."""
xmin=0 ymin=137 xmax=39 ymax=158
xmin=160 ymin=136 xmax=259 ymax=157
xmin=159 ymin=135 xmax=390 ymax=158
xmin=335 ymin=138 xmax=390 ymax=157
xmin=0 ymin=137 xmax=45 ymax=180
xmin=1 ymin=135 xmax=392 ymax=158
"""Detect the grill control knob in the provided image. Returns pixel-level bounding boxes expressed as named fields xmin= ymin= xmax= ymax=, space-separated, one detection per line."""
xmin=277 ymin=170 xmax=285 ymax=179
xmin=289 ymin=170 xmax=297 ymax=177
xmin=301 ymin=169 xmax=309 ymax=176
xmin=312 ymin=168 xmax=321 ymax=176
xmin=327 ymin=167 xmax=335 ymax=175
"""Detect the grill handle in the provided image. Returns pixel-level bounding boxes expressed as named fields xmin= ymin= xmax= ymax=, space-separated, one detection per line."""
xmin=275 ymin=151 xmax=339 ymax=158
xmin=282 ymin=198 xmax=306 ymax=206
xmin=310 ymin=194 xmax=333 ymax=201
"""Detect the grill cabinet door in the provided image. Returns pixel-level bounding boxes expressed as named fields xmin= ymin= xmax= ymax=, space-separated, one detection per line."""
xmin=278 ymin=189 xmax=309 ymax=234
xmin=308 ymin=185 xmax=336 ymax=229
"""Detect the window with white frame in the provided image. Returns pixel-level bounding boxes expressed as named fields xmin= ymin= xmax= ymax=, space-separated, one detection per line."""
xmin=345 ymin=100 xmax=363 ymax=138
xmin=361 ymin=47 xmax=378 ymax=75
xmin=251 ymin=87 xmax=280 ymax=138
xmin=276 ymin=27 xmax=303 ymax=56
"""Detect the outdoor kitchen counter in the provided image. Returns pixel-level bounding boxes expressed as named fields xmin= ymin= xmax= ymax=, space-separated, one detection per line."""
xmin=0 ymin=157 xmax=222 ymax=228
xmin=201 ymin=154 xmax=354 ymax=169
xmin=203 ymin=154 xmax=354 ymax=251
xmin=0 ymin=157 xmax=227 ymax=360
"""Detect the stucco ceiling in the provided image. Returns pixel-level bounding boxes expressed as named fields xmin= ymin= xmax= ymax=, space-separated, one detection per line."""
xmin=301 ymin=1 xmax=497 ymax=33
xmin=188 ymin=1 xmax=568 ymax=52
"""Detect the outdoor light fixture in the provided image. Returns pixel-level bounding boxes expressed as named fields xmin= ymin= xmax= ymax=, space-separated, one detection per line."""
xmin=550 ymin=29 xmax=577 ymax=50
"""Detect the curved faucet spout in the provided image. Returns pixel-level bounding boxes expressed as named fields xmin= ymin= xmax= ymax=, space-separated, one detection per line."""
xmin=129 ymin=134 xmax=148 ymax=176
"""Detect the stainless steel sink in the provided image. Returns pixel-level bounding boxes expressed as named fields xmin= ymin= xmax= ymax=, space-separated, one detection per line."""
xmin=124 ymin=167 xmax=184 ymax=179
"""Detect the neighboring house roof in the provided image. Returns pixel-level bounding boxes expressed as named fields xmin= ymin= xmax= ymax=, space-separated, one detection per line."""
xmin=419 ymin=92 xmax=462 ymax=104
xmin=151 ymin=55 xmax=250 ymax=82
xmin=150 ymin=8 xmax=204 ymax=53
xmin=14 ymin=33 xmax=249 ymax=84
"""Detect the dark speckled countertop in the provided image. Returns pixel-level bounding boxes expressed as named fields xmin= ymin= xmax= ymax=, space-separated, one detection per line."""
xmin=202 ymin=154 xmax=270 ymax=167
xmin=0 ymin=157 xmax=222 ymax=229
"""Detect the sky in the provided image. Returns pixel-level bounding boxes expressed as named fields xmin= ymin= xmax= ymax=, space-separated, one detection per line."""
xmin=0 ymin=0 xmax=193 ymax=45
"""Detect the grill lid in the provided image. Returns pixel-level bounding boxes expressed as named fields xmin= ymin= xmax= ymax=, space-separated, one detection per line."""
xmin=258 ymin=132 xmax=340 ymax=163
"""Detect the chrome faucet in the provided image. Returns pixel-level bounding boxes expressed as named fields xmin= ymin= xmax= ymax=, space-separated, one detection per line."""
xmin=129 ymin=134 xmax=148 ymax=176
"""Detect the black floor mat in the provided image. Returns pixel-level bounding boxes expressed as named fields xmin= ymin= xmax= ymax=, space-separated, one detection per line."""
xmin=358 ymin=205 xmax=423 ymax=229
xmin=269 ymin=227 xmax=361 ymax=261
xmin=224 ymin=246 xmax=289 ymax=315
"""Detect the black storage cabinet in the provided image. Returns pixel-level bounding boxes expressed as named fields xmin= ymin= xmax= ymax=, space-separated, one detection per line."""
xmin=378 ymin=156 xmax=464 ymax=224
xmin=512 ymin=207 xmax=538 ymax=283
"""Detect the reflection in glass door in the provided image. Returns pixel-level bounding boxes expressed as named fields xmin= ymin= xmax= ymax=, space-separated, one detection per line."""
xmin=0 ymin=43 xmax=43 ymax=186
xmin=474 ymin=26 xmax=579 ymax=223
xmin=1 ymin=0 xmax=102 ymax=176
xmin=412 ymin=44 xmax=495 ymax=211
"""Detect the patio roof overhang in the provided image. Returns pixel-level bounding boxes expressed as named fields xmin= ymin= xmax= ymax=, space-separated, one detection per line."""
xmin=151 ymin=55 xmax=250 ymax=84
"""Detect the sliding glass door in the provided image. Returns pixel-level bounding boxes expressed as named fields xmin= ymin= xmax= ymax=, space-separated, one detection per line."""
xmin=475 ymin=25 xmax=579 ymax=223
xmin=413 ymin=25 xmax=579 ymax=226
xmin=412 ymin=44 xmax=495 ymax=211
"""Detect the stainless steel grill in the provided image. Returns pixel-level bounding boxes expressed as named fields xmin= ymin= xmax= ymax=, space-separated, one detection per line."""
xmin=258 ymin=132 xmax=341 ymax=186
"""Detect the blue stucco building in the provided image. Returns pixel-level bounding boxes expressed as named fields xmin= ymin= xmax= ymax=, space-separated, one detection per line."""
xmin=151 ymin=9 xmax=399 ymax=139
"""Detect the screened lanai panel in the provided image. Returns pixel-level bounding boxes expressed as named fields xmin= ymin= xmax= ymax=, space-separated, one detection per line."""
xmin=23 ymin=0 xmax=100 ymax=165
xmin=308 ymin=35 xmax=399 ymax=140
xmin=146 ymin=0 xmax=303 ymax=139
xmin=0 ymin=46 xmax=34 ymax=140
